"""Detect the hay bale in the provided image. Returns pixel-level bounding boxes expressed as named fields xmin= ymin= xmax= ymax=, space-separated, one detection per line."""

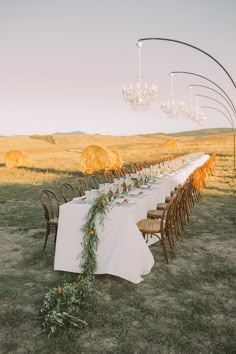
xmin=161 ymin=140 xmax=177 ymax=150
xmin=5 ymin=150 xmax=32 ymax=168
xmin=106 ymin=148 xmax=122 ymax=169
xmin=79 ymin=145 xmax=122 ymax=173
xmin=79 ymin=145 xmax=110 ymax=173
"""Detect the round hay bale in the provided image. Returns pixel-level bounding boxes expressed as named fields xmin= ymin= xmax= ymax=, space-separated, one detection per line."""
xmin=5 ymin=150 xmax=32 ymax=168
xmin=161 ymin=140 xmax=177 ymax=150
xmin=106 ymin=148 xmax=122 ymax=169
xmin=79 ymin=145 xmax=111 ymax=173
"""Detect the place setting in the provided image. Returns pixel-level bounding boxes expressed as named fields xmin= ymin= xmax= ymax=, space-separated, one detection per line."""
xmin=113 ymin=197 xmax=136 ymax=207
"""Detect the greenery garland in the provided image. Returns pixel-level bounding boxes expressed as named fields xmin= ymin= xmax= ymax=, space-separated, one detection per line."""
xmin=40 ymin=193 xmax=110 ymax=336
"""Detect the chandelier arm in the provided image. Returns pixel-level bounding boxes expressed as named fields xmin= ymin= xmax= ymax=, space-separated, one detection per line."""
xmin=138 ymin=46 xmax=142 ymax=83
xmin=136 ymin=38 xmax=236 ymax=89
xmin=195 ymin=94 xmax=234 ymax=127
xmin=199 ymin=106 xmax=234 ymax=128
xmin=189 ymin=86 xmax=192 ymax=106
xmin=170 ymin=74 xmax=174 ymax=102
xmin=189 ymin=84 xmax=236 ymax=120
xmin=170 ymin=71 xmax=236 ymax=117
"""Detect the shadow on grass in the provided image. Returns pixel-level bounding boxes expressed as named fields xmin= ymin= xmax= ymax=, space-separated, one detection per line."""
xmin=17 ymin=166 xmax=84 ymax=177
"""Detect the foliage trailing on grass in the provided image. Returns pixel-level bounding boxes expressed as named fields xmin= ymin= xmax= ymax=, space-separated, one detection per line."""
xmin=40 ymin=193 xmax=110 ymax=336
xmin=40 ymin=282 xmax=88 ymax=336
xmin=30 ymin=135 xmax=56 ymax=144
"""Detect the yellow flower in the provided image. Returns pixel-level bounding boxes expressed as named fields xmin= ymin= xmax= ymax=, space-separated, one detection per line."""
xmin=89 ymin=230 xmax=95 ymax=235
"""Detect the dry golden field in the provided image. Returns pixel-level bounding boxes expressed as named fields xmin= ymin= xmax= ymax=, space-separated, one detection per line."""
xmin=0 ymin=132 xmax=234 ymax=183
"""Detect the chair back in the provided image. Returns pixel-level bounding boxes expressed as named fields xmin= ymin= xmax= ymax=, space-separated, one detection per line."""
xmin=89 ymin=175 xmax=100 ymax=189
xmin=104 ymin=171 xmax=114 ymax=183
xmin=122 ymin=167 xmax=130 ymax=176
xmin=114 ymin=169 xmax=124 ymax=179
xmin=131 ymin=165 xmax=137 ymax=173
xmin=38 ymin=189 xmax=59 ymax=222
xmin=135 ymin=163 xmax=143 ymax=171
xmin=60 ymin=182 xmax=76 ymax=203
xmin=75 ymin=178 xmax=89 ymax=196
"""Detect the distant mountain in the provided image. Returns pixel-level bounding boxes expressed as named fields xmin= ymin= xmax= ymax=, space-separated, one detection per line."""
xmin=54 ymin=130 xmax=86 ymax=135
xmin=169 ymin=128 xmax=232 ymax=137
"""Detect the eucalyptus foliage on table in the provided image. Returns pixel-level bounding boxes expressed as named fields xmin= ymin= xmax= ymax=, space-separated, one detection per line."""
xmin=40 ymin=193 xmax=110 ymax=336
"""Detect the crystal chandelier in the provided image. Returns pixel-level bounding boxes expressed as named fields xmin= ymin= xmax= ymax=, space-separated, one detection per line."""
xmin=122 ymin=42 xmax=159 ymax=111
xmin=161 ymin=73 xmax=187 ymax=118
xmin=185 ymin=90 xmax=207 ymax=124
xmin=186 ymin=106 xmax=207 ymax=125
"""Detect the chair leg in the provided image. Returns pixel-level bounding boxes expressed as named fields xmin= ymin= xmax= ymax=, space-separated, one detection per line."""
xmin=165 ymin=228 xmax=174 ymax=250
xmin=54 ymin=225 xmax=58 ymax=245
xmin=43 ymin=223 xmax=50 ymax=251
xmin=160 ymin=239 xmax=169 ymax=264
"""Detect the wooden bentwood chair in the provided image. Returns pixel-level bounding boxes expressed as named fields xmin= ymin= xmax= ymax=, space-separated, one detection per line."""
xmin=137 ymin=198 xmax=176 ymax=264
xmin=38 ymin=189 xmax=59 ymax=250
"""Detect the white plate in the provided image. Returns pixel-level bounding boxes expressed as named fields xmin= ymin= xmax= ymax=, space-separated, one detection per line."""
xmin=72 ymin=196 xmax=87 ymax=203
xmin=115 ymin=198 xmax=135 ymax=205
xmin=140 ymin=184 xmax=152 ymax=189
xmin=129 ymin=190 xmax=147 ymax=197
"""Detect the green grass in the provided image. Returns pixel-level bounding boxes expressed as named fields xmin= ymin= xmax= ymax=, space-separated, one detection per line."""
xmin=0 ymin=155 xmax=235 ymax=353
xmin=170 ymin=127 xmax=232 ymax=137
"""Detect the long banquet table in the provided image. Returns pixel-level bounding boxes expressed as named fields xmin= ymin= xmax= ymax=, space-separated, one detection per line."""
xmin=54 ymin=153 xmax=209 ymax=284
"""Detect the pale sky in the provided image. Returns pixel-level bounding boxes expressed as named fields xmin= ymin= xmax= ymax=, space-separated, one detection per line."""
xmin=0 ymin=0 xmax=235 ymax=136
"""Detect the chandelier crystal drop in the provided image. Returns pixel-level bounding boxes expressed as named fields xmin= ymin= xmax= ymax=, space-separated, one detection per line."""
xmin=122 ymin=42 xmax=159 ymax=111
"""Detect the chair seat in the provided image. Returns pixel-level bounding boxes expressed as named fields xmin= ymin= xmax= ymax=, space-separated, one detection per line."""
xmin=165 ymin=196 xmax=172 ymax=203
xmin=49 ymin=217 xmax=58 ymax=224
xmin=147 ymin=209 xmax=163 ymax=219
xmin=137 ymin=218 xmax=168 ymax=263
xmin=156 ymin=202 xmax=168 ymax=210
xmin=137 ymin=219 xmax=161 ymax=234
xmin=175 ymin=183 xmax=183 ymax=191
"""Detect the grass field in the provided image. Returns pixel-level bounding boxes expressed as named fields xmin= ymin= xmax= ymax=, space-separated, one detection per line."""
xmin=0 ymin=132 xmax=235 ymax=353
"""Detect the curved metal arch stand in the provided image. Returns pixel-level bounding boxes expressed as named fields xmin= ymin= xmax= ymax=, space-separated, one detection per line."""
xmin=136 ymin=37 xmax=236 ymax=169
xmin=190 ymin=84 xmax=236 ymax=118
xmin=196 ymin=94 xmax=235 ymax=168
xmin=170 ymin=71 xmax=236 ymax=118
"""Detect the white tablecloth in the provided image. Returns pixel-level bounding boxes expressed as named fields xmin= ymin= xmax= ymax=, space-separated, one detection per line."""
xmin=54 ymin=153 xmax=209 ymax=283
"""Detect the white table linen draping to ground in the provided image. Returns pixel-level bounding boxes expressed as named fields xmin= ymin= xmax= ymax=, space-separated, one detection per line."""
xmin=54 ymin=153 xmax=209 ymax=284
